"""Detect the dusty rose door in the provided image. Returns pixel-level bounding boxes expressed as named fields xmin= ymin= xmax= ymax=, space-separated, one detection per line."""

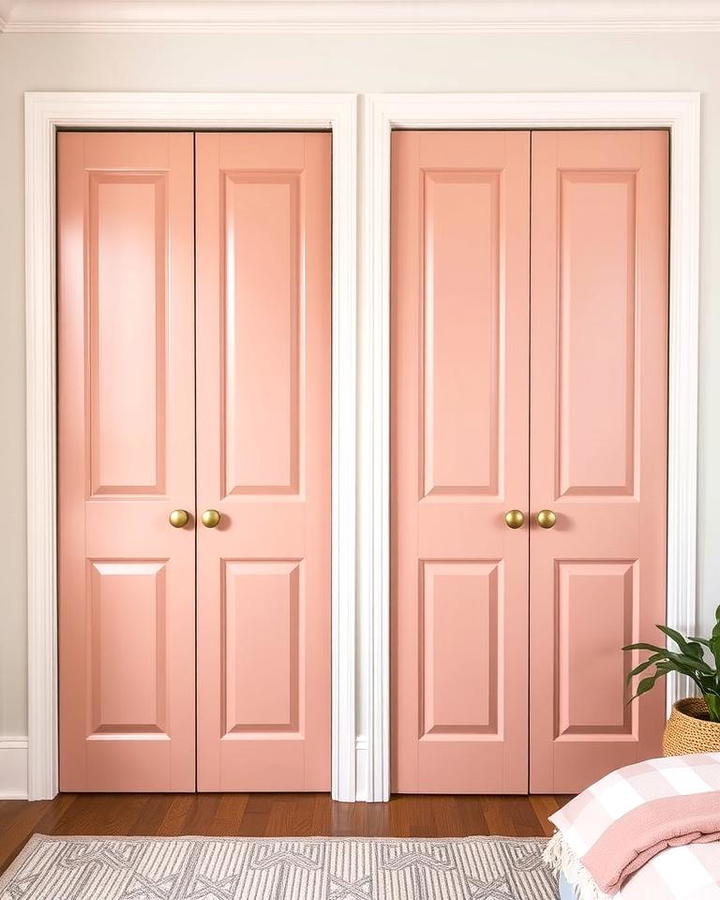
xmin=58 ymin=132 xmax=196 ymax=791
xmin=529 ymin=131 xmax=669 ymax=793
xmin=195 ymin=133 xmax=331 ymax=791
xmin=391 ymin=131 xmax=531 ymax=793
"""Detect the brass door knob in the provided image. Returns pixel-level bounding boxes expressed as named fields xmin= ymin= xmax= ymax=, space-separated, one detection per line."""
xmin=536 ymin=509 xmax=557 ymax=529
xmin=201 ymin=509 xmax=221 ymax=528
xmin=504 ymin=509 xmax=525 ymax=529
xmin=169 ymin=509 xmax=190 ymax=528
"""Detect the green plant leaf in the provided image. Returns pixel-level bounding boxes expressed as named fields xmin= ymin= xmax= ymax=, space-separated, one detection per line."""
xmin=704 ymin=693 xmax=720 ymax=723
xmin=622 ymin=643 xmax=666 ymax=654
xmin=626 ymin=655 xmax=665 ymax=682
xmin=624 ymin=615 xmax=720 ymax=706
xmin=656 ymin=625 xmax=704 ymax=658
xmin=627 ymin=654 xmax=695 ymax=681
xmin=627 ymin=671 xmax=668 ymax=704
xmin=709 ymin=621 xmax=720 ymax=669
xmin=635 ymin=675 xmax=658 ymax=696
xmin=665 ymin=650 xmax=714 ymax=673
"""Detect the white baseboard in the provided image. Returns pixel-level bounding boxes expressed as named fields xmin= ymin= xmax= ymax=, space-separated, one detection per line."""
xmin=0 ymin=738 xmax=29 ymax=799
xmin=355 ymin=735 xmax=369 ymax=802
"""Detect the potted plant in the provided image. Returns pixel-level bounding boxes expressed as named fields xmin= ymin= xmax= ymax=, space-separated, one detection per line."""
xmin=623 ymin=604 xmax=720 ymax=755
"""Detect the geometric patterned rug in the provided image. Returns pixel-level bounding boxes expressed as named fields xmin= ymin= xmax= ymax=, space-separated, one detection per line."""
xmin=0 ymin=834 xmax=558 ymax=899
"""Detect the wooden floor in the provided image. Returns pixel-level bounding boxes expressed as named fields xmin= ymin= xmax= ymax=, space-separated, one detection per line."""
xmin=0 ymin=792 xmax=569 ymax=874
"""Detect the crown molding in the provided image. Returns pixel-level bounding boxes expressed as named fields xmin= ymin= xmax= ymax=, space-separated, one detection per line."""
xmin=1 ymin=0 xmax=720 ymax=34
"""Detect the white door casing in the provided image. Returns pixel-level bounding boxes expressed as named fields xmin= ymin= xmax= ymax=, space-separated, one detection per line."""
xmin=359 ymin=92 xmax=699 ymax=801
xmin=25 ymin=92 xmax=357 ymax=802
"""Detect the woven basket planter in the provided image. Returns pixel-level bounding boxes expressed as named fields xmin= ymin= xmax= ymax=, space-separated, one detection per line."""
xmin=663 ymin=698 xmax=720 ymax=756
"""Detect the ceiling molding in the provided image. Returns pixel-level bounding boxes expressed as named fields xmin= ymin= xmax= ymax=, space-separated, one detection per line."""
xmin=1 ymin=0 xmax=720 ymax=34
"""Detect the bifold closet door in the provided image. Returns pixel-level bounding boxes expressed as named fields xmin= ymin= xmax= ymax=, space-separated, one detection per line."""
xmin=391 ymin=129 xmax=668 ymax=796
xmin=391 ymin=131 xmax=531 ymax=793
xmin=529 ymin=131 xmax=669 ymax=793
xmin=58 ymin=132 xmax=196 ymax=791
xmin=195 ymin=133 xmax=332 ymax=791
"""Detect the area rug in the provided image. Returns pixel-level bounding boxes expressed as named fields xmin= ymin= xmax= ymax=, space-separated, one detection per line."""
xmin=0 ymin=834 xmax=557 ymax=899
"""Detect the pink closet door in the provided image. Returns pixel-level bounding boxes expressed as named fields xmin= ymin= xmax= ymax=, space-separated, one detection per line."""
xmin=529 ymin=131 xmax=669 ymax=793
xmin=195 ymin=133 xmax=331 ymax=791
xmin=58 ymin=132 xmax=196 ymax=791
xmin=391 ymin=131 xmax=531 ymax=793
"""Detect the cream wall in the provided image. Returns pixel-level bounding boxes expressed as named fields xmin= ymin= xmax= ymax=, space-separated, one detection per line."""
xmin=1 ymin=31 xmax=719 ymax=738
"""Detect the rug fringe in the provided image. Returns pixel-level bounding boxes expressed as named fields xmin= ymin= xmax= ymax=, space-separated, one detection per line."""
xmin=542 ymin=831 xmax=612 ymax=900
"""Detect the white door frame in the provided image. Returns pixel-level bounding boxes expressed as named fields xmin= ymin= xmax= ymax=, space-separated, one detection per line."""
xmin=24 ymin=91 xmax=358 ymax=802
xmin=359 ymin=92 xmax=700 ymax=801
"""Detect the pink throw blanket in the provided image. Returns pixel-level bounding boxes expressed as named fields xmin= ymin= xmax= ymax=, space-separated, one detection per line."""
xmin=544 ymin=753 xmax=720 ymax=896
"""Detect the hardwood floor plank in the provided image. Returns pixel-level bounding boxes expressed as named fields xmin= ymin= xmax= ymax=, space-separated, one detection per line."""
xmin=310 ymin=794 xmax=333 ymax=835
xmin=452 ymin=796 xmax=491 ymax=837
xmin=0 ymin=793 xmax=75 ymax=872
xmin=53 ymin=793 xmax=148 ymax=835
xmin=478 ymin=796 xmax=518 ymax=836
xmin=207 ymin=794 xmax=250 ymax=836
xmin=127 ymin=794 xmax=178 ymax=836
xmin=529 ymin=794 xmax=570 ymax=837
xmin=182 ymin=794 xmax=222 ymax=834
xmin=507 ymin=795 xmax=547 ymax=837
xmin=156 ymin=795 xmax=198 ymax=836
xmin=364 ymin=802 xmax=392 ymax=836
xmin=265 ymin=794 xmax=300 ymax=836
xmin=285 ymin=793 xmax=322 ymax=836
xmin=328 ymin=799 xmax=365 ymax=837
xmin=236 ymin=793 xmax=273 ymax=837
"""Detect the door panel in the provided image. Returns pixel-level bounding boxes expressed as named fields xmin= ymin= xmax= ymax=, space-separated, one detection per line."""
xmin=222 ymin=560 xmax=301 ymax=735
xmin=222 ymin=172 xmax=302 ymax=496
xmin=529 ymin=131 xmax=669 ymax=793
xmin=420 ymin=561 xmax=502 ymax=737
xmin=391 ymin=131 xmax=531 ymax=793
xmin=195 ymin=133 xmax=331 ymax=791
xmin=58 ymin=132 xmax=196 ymax=792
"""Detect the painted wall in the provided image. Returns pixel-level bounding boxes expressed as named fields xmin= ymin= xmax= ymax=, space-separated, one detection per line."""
xmin=1 ymin=31 xmax=719 ymax=740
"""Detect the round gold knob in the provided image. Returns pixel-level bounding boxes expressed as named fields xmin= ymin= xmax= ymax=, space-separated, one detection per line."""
xmin=504 ymin=509 xmax=525 ymax=529
xmin=536 ymin=509 xmax=557 ymax=529
xmin=169 ymin=509 xmax=190 ymax=528
xmin=201 ymin=508 xmax=221 ymax=528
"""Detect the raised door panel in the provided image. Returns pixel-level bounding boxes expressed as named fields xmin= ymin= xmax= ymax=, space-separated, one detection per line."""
xmin=196 ymin=133 xmax=331 ymax=792
xmin=58 ymin=132 xmax=196 ymax=792
xmin=557 ymin=171 xmax=637 ymax=498
xmin=423 ymin=172 xmax=501 ymax=497
xmin=223 ymin=561 xmax=301 ymax=735
xmin=89 ymin=174 xmax=168 ymax=496
xmin=420 ymin=561 xmax=501 ymax=738
xmin=530 ymin=131 xmax=668 ymax=793
xmin=555 ymin=561 xmax=636 ymax=738
xmin=88 ymin=561 xmax=169 ymax=736
xmin=392 ymin=131 xmax=530 ymax=794
xmin=223 ymin=173 xmax=301 ymax=496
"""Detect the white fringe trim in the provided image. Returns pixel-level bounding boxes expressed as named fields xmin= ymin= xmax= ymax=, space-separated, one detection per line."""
xmin=543 ymin=831 xmax=613 ymax=900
